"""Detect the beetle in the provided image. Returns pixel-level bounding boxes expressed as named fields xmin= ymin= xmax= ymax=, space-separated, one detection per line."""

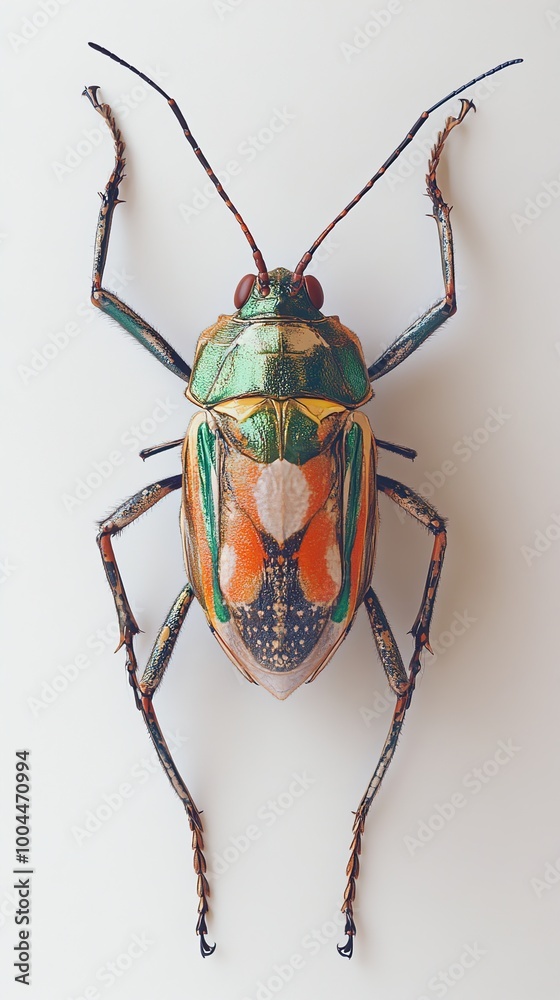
xmin=84 ymin=44 xmax=521 ymax=957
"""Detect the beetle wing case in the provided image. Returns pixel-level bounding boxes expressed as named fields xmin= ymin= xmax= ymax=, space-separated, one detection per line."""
xmin=181 ymin=407 xmax=377 ymax=698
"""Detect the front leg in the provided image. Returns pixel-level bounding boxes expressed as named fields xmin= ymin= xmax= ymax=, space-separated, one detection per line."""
xmin=83 ymin=86 xmax=191 ymax=382
xmin=368 ymin=98 xmax=474 ymax=382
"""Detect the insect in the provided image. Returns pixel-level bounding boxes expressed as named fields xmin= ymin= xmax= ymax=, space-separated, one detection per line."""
xmin=84 ymin=44 xmax=521 ymax=957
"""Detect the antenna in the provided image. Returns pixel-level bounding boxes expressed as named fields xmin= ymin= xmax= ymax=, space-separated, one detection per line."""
xmin=292 ymin=58 xmax=523 ymax=283
xmin=88 ymin=42 xmax=270 ymax=292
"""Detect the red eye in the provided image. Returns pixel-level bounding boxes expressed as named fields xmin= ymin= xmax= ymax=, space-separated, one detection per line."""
xmin=304 ymin=275 xmax=324 ymax=310
xmin=234 ymin=274 xmax=256 ymax=309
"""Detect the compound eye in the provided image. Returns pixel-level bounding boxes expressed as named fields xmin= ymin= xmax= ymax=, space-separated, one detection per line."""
xmin=304 ymin=274 xmax=324 ymax=310
xmin=234 ymin=274 xmax=256 ymax=309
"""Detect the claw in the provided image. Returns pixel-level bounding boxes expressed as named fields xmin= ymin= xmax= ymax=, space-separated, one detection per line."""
xmin=337 ymin=912 xmax=356 ymax=959
xmin=200 ymin=934 xmax=216 ymax=958
xmin=196 ymin=913 xmax=216 ymax=958
xmin=82 ymin=85 xmax=101 ymax=108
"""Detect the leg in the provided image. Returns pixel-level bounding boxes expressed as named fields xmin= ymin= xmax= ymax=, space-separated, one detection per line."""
xmin=338 ymin=699 xmax=409 ymax=957
xmin=139 ymin=438 xmax=184 ymax=461
xmin=96 ymin=475 xmax=182 ymax=704
xmin=99 ymin=484 xmax=216 ymax=956
xmin=82 ymin=86 xmax=191 ymax=382
xmin=131 ymin=585 xmax=216 ymax=956
xmin=377 ymin=475 xmax=447 ymax=679
xmin=364 ymin=588 xmax=409 ymax=695
xmin=376 ymin=439 xmax=416 ymax=461
xmin=337 ymin=588 xmax=412 ymax=958
xmin=368 ymin=99 xmax=474 ymax=382
xmin=337 ymin=477 xmax=447 ymax=958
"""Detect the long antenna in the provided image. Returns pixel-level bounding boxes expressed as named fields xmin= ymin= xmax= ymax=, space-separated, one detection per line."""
xmin=292 ymin=58 xmax=523 ymax=283
xmin=88 ymin=42 xmax=270 ymax=292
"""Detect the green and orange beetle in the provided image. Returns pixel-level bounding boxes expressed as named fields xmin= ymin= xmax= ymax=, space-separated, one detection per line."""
xmin=84 ymin=45 xmax=522 ymax=957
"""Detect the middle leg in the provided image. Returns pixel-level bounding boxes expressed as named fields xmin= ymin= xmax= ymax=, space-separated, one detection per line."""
xmin=97 ymin=474 xmax=182 ymax=703
xmin=377 ymin=474 xmax=447 ymax=685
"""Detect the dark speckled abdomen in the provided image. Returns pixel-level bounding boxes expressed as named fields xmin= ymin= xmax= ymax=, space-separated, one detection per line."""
xmin=181 ymin=405 xmax=377 ymax=698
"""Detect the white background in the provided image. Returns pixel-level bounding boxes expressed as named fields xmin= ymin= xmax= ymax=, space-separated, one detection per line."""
xmin=2 ymin=0 xmax=559 ymax=997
